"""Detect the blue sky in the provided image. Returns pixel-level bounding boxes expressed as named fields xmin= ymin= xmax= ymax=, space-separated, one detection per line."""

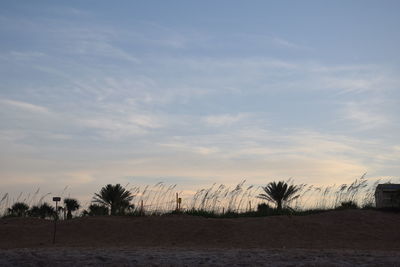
xmin=0 ymin=1 xmax=399 ymax=201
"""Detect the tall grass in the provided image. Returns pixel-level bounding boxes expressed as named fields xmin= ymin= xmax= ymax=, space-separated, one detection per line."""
xmin=0 ymin=188 xmax=54 ymax=216
xmin=292 ymin=174 xmax=392 ymax=210
xmin=188 ymin=180 xmax=259 ymax=213
xmin=127 ymin=182 xmax=177 ymax=215
xmin=1 ymin=175 xmax=399 ymax=217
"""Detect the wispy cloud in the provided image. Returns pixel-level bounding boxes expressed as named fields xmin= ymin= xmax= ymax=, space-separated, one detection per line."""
xmin=340 ymin=101 xmax=390 ymax=130
xmin=78 ymin=113 xmax=165 ymax=140
xmin=203 ymin=113 xmax=248 ymax=126
xmin=0 ymin=51 xmax=45 ymax=61
xmin=0 ymin=99 xmax=49 ymax=113
xmin=1 ymin=2 xmax=399 ymax=199
xmin=71 ymin=39 xmax=140 ymax=63
xmin=272 ymin=37 xmax=310 ymax=50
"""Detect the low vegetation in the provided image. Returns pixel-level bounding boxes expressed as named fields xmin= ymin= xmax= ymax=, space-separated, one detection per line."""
xmin=0 ymin=175 xmax=399 ymax=220
xmin=64 ymin=198 xmax=80 ymax=220
xmin=92 ymin=184 xmax=134 ymax=215
xmin=257 ymin=181 xmax=300 ymax=211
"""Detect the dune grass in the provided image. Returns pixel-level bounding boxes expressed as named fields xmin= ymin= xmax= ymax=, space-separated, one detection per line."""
xmin=1 ymin=175 xmax=399 ymax=219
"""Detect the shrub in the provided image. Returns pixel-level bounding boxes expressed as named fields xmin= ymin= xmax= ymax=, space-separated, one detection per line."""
xmin=7 ymin=202 xmax=29 ymax=217
xmin=85 ymin=204 xmax=109 ymax=216
xmin=257 ymin=203 xmax=275 ymax=215
xmin=29 ymin=203 xmax=55 ymax=219
xmin=337 ymin=201 xmax=358 ymax=209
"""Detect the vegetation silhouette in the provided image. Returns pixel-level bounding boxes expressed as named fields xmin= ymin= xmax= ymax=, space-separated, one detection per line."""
xmin=93 ymin=184 xmax=134 ymax=215
xmin=1 ymin=176 xmax=399 ymax=219
xmin=83 ymin=204 xmax=109 ymax=216
xmin=29 ymin=202 xmax=55 ymax=219
xmin=63 ymin=198 xmax=80 ymax=219
xmin=258 ymin=181 xmax=300 ymax=211
xmin=337 ymin=200 xmax=359 ymax=210
xmin=257 ymin=203 xmax=278 ymax=215
xmin=7 ymin=202 xmax=29 ymax=217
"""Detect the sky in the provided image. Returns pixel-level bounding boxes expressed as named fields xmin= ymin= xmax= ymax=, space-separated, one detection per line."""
xmin=0 ymin=1 xmax=399 ymax=203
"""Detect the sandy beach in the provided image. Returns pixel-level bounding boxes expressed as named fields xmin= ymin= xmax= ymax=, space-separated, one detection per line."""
xmin=1 ymin=210 xmax=399 ymax=266
xmin=1 ymin=247 xmax=400 ymax=266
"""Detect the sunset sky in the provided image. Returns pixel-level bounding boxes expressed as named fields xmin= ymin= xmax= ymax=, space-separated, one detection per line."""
xmin=1 ymin=1 xmax=399 ymax=202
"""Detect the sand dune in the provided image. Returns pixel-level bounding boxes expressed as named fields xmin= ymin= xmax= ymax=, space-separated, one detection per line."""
xmin=1 ymin=210 xmax=400 ymax=266
xmin=1 ymin=210 xmax=399 ymax=249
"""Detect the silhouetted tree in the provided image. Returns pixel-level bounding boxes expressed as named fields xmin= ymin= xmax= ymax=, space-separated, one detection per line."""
xmin=7 ymin=202 xmax=29 ymax=217
xmin=93 ymin=184 xmax=134 ymax=215
xmin=64 ymin=198 xmax=80 ymax=219
xmin=258 ymin=181 xmax=300 ymax=211
xmin=29 ymin=202 xmax=55 ymax=219
xmin=84 ymin=204 xmax=109 ymax=216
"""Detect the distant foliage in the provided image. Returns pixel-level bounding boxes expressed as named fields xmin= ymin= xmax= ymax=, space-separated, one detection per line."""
xmin=29 ymin=203 xmax=55 ymax=219
xmin=64 ymin=198 xmax=80 ymax=219
xmin=83 ymin=204 xmax=109 ymax=216
xmin=258 ymin=181 xmax=300 ymax=211
xmin=256 ymin=203 xmax=275 ymax=215
xmin=337 ymin=201 xmax=359 ymax=210
xmin=93 ymin=184 xmax=134 ymax=215
xmin=7 ymin=202 xmax=29 ymax=217
xmin=182 ymin=209 xmax=218 ymax=218
xmin=362 ymin=202 xmax=374 ymax=209
xmin=2 ymin=174 xmax=399 ymax=219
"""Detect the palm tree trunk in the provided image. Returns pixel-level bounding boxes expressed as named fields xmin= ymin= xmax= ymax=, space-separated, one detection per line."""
xmin=110 ymin=205 xmax=115 ymax=215
xmin=277 ymin=200 xmax=282 ymax=211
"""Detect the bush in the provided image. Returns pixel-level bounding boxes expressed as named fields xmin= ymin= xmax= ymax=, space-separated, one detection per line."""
xmin=257 ymin=203 xmax=275 ymax=215
xmin=362 ymin=202 xmax=375 ymax=209
xmin=7 ymin=202 xmax=29 ymax=217
xmin=84 ymin=204 xmax=109 ymax=216
xmin=337 ymin=201 xmax=358 ymax=210
xmin=29 ymin=203 xmax=55 ymax=219
xmin=182 ymin=209 xmax=218 ymax=218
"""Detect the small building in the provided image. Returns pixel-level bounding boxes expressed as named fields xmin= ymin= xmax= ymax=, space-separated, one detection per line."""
xmin=375 ymin=184 xmax=400 ymax=208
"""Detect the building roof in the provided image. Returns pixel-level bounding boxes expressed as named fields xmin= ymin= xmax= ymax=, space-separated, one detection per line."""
xmin=376 ymin=184 xmax=400 ymax=191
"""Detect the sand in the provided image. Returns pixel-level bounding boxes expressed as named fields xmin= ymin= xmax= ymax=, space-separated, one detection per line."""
xmin=1 ymin=247 xmax=400 ymax=266
xmin=1 ymin=210 xmax=399 ymax=266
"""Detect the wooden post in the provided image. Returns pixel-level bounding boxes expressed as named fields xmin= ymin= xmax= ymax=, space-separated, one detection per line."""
xmin=222 ymin=207 xmax=225 ymax=215
xmin=140 ymin=200 xmax=144 ymax=216
xmin=52 ymin=197 xmax=61 ymax=244
xmin=249 ymin=201 xmax=252 ymax=212
xmin=53 ymin=200 xmax=58 ymax=244
xmin=176 ymin=193 xmax=179 ymax=211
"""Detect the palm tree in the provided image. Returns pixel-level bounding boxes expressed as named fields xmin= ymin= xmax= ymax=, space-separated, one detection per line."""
xmin=29 ymin=202 xmax=55 ymax=219
xmin=93 ymin=184 xmax=134 ymax=215
xmin=64 ymin=198 xmax=80 ymax=219
xmin=258 ymin=181 xmax=300 ymax=211
xmin=8 ymin=202 xmax=29 ymax=217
